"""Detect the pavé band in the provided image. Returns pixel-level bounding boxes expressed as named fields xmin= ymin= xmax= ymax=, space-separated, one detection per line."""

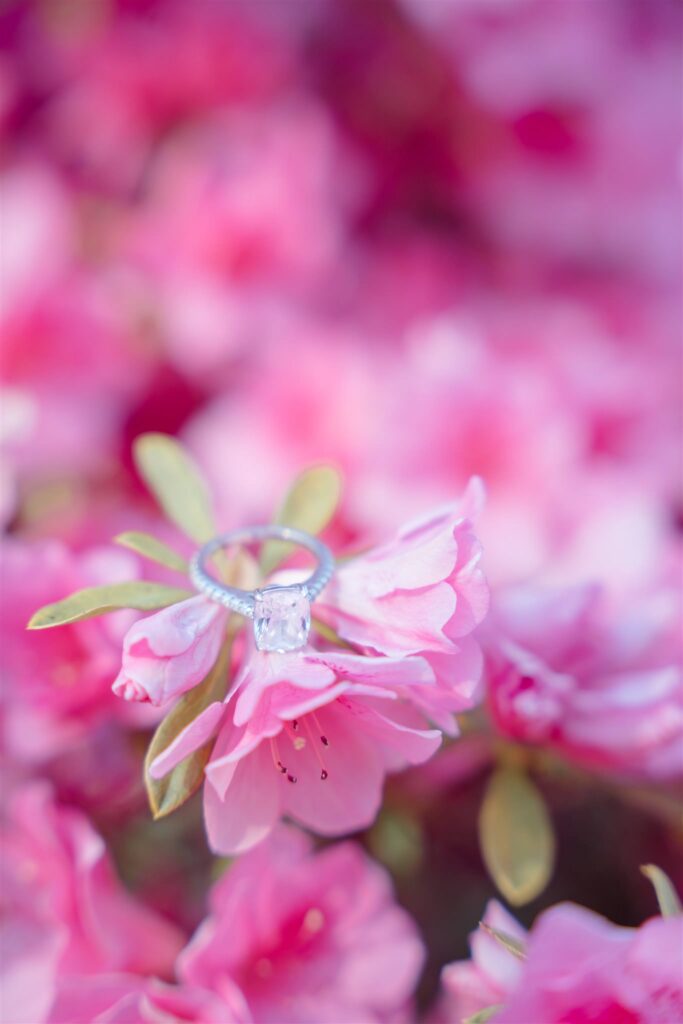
xmin=189 ymin=525 xmax=335 ymax=652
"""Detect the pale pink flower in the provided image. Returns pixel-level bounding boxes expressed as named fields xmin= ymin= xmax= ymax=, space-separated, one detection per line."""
xmin=0 ymin=783 xmax=183 ymax=1023
xmin=178 ymin=826 xmax=425 ymax=1023
xmin=436 ymin=901 xmax=525 ymax=1023
xmin=439 ymin=900 xmax=683 ymax=1024
xmin=318 ymin=479 xmax=489 ymax=733
xmin=497 ymin=904 xmax=683 ymax=1024
xmin=148 ymin=643 xmax=440 ymax=854
xmin=483 ymin=583 xmax=683 ymax=779
xmin=1 ymin=540 xmax=144 ymax=765
xmin=113 ymin=596 xmax=227 ymax=706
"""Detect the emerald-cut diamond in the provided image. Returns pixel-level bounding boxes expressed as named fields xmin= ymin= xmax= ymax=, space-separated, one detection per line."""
xmin=253 ymin=586 xmax=311 ymax=652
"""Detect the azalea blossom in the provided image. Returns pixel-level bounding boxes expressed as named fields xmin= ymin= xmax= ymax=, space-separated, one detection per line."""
xmin=318 ymin=479 xmax=489 ymax=733
xmin=112 ymin=595 xmax=227 ymax=706
xmin=47 ymin=827 xmax=424 ymax=1024
xmin=179 ymin=826 xmax=424 ymax=1023
xmin=149 ymin=641 xmax=441 ymax=854
xmin=1 ymin=540 xmax=146 ymax=764
xmin=0 ymin=783 xmax=183 ymax=1024
xmin=482 ymin=583 xmax=683 ymax=779
xmin=434 ymin=901 xmax=526 ymax=1023
xmin=438 ymin=898 xmax=683 ymax=1023
xmin=109 ymin=486 xmax=488 ymax=851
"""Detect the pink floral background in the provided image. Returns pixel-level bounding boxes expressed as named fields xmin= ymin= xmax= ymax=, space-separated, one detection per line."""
xmin=1 ymin=2 xmax=681 ymax=1022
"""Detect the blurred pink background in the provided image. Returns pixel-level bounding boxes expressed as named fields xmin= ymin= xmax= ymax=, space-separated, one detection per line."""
xmin=1 ymin=1 xmax=681 ymax=1021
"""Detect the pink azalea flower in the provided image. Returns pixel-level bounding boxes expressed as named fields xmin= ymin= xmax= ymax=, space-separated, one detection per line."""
xmin=439 ymin=899 xmax=683 ymax=1023
xmin=483 ymin=583 xmax=683 ymax=779
xmin=178 ymin=826 xmax=425 ymax=1023
xmin=47 ymin=827 xmax=424 ymax=1023
xmin=0 ymin=783 xmax=184 ymax=1023
xmin=0 ymin=165 xmax=151 ymax=514
xmin=435 ymin=901 xmax=526 ymax=1023
xmin=113 ymin=595 xmax=227 ymax=706
xmin=127 ymin=101 xmax=350 ymax=292
xmin=1 ymin=540 xmax=145 ymax=765
xmin=498 ymin=905 xmax=683 ymax=1024
xmin=149 ymin=642 xmax=441 ymax=854
xmin=318 ymin=479 xmax=489 ymax=733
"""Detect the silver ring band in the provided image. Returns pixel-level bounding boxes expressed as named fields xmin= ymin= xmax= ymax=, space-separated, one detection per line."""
xmin=189 ymin=526 xmax=334 ymax=653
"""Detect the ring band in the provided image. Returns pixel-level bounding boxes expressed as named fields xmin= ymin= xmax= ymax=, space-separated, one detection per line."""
xmin=189 ymin=525 xmax=335 ymax=652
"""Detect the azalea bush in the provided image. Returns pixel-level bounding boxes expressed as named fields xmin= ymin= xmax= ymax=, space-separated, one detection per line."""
xmin=2 ymin=1 xmax=682 ymax=1023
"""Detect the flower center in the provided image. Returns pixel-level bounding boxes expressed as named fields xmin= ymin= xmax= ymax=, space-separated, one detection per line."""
xmin=269 ymin=714 xmax=329 ymax=784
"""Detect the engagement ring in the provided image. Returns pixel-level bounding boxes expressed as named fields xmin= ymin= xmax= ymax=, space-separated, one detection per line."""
xmin=189 ymin=525 xmax=335 ymax=653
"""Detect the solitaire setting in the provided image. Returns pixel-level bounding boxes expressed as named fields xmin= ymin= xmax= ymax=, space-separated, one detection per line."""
xmin=189 ymin=525 xmax=334 ymax=653
xmin=253 ymin=585 xmax=311 ymax=653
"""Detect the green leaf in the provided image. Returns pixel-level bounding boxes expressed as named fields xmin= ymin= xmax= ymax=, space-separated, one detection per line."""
xmin=114 ymin=531 xmax=188 ymax=573
xmin=133 ymin=433 xmax=216 ymax=545
xmin=641 ymin=864 xmax=682 ymax=917
xmin=27 ymin=582 xmax=192 ymax=629
xmin=368 ymin=809 xmax=424 ymax=876
xmin=464 ymin=1007 xmax=504 ymax=1024
xmin=479 ymin=767 xmax=556 ymax=906
xmin=145 ymin=642 xmax=232 ymax=820
xmin=260 ymin=464 xmax=342 ymax=576
xmin=479 ymin=922 xmax=527 ymax=960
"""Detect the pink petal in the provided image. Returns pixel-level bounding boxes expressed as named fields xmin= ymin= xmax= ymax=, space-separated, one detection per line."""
xmin=204 ymin=741 xmax=281 ymax=855
xmin=309 ymin=650 xmax=436 ymax=688
xmin=148 ymin=702 xmax=228 ymax=779
xmin=280 ymin=700 xmax=386 ymax=835
xmin=232 ymin=651 xmax=335 ymax=727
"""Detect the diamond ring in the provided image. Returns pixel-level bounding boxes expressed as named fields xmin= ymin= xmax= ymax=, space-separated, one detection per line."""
xmin=189 ymin=525 xmax=335 ymax=653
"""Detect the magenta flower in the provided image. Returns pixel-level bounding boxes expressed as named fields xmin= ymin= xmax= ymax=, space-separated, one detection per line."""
xmin=178 ymin=826 xmax=424 ymax=1023
xmin=2 ymin=540 xmax=144 ymax=765
xmin=149 ymin=642 xmax=440 ymax=854
xmin=0 ymin=783 xmax=183 ymax=1024
xmin=483 ymin=583 xmax=683 ymax=778
xmin=113 ymin=595 xmax=227 ymax=706
xmin=46 ymin=827 xmax=424 ymax=1024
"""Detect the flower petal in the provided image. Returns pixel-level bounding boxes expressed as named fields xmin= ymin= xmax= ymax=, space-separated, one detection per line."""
xmin=204 ymin=741 xmax=281 ymax=855
xmin=148 ymin=702 xmax=228 ymax=780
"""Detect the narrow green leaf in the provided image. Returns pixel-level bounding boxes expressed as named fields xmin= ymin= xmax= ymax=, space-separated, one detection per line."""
xmin=479 ymin=922 xmax=527 ymax=960
xmin=145 ymin=642 xmax=231 ymax=820
xmin=27 ymin=582 xmax=192 ymax=629
xmin=464 ymin=1007 xmax=504 ymax=1024
xmin=260 ymin=464 xmax=342 ymax=576
xmin=641 ymin=864 xmax=682 ymax=918
xmin=479 ymin=767 xmax=556 ymax=906
xmin=133 ymin=433 xmax=216 ymax=545
xmin=114 ymin=531 xmax=188 ymax=573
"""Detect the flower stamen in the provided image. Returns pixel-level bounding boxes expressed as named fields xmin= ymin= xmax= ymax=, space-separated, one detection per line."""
xmin=269 ymin=738 xmax=287 ymax=775
xmin=311 ymin=710 xmax=329 ymax=747
xmin=304 ymin=716 xmax=329 ymax=781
